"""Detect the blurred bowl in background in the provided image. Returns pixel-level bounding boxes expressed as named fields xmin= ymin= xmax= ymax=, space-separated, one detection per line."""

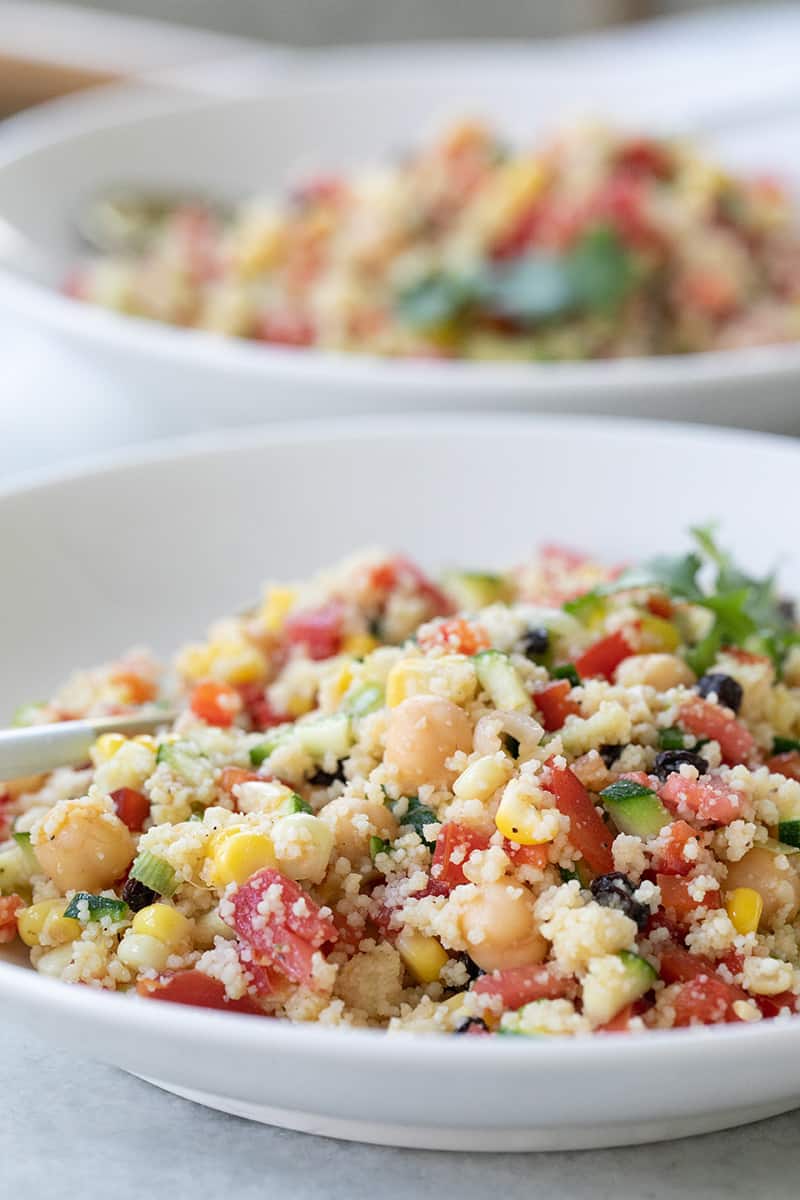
xmin=1 ymin=51 xmax=800 ymax=437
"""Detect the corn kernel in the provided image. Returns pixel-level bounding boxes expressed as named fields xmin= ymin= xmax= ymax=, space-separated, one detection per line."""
xmin=117 ymin=931 xmax=170 ymax=972
xmin=386 ymin=656 xmax=477 ymax=708
xmin=133 ymin=734 xmax=158 ymax=752
xmin=639 ymin=615 xmax=680 ymax=654
xmin=260 ymin=586 xmax=296 ymax=634
xmin=494 ymin=787 xmax=559 ymax=846
xmin=132 ymin=903 xmax=192 ymax=947
xmin=331 ymin=664 xmax=353 ymax=703
xmin=90 ymin=733 xmax=127 ymax=767
xmin=17 ymin=899 xmax=81 ymax=948
xmin=285 ymin=693 xmax=315 ymax=719
xmin=205 ymin=828 xmax=277 ymax=887
xmin=176 ymin=642 xmax=214 ymax=683
xmin=217 ymin=642 xmax=268 ymax=687
xmin=726 ymin=886 xmax=763 ymax=935
xmin=397 ymin=928 xmax=449 ymax=984
xmin=342 ymin=633 xmax=379 ymax=657
xmin=453 ymin=754 xmax=514 ymax=802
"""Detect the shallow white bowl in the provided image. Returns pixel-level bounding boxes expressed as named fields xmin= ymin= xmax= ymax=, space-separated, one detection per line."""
xmin=1 ymin=60 xmax=800 ymax=435
xmin=2 ymin=413 xmax=800 ymax=1149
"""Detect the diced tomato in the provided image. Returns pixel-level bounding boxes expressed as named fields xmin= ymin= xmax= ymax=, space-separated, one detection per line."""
xmin=218 ymin=767 xmax=261 ymax=804
xmin=724 ymin=646 xmax=772 ymax=667
xmin=645 ymin=911 xmax=685 ymax=944
xmin=766 ymin=751 xmax=800 ymax=783
xmin=616 ymin=137 xmax=673 ymax=180
xmin=659 ymin=772 xmax=745 ymax=826
xmin=672 ymin=975 xmax=745 ymax=1027
xmin=292 ymin=175 xmax=345 ymax=208
xmin=238 ymin=683 xmax=286 ymax=731
xmin=110 ymin=787 xmax=150 ymax=832
xmin=678 ymin=697 xmax=756 ymax=766
xmin=172 ymin=206 xmax=220 ymax=283
xmin=544 ymin=761 xmax=614 ymax=874
xmin=111 ymin=671 xmax=158 ymax=705
xmin=431 ymin=823 xmax=491 ymax=893
xmin=586 ymin=175 xmax=662 ymax=251
xmin=719 ymin=948 xmax=744 ymax=978
xmin=596 ymin=999 xmax=652 ymax=1032
xmin=0 ymin=894 xmax=23 ymax=944
xmin=473 ymin=964 xmax=573 ymax=1010
xmin=136 ymin=969 xmax=265 ymax=1014
xmin=659 ymin=946 xmax=718 ymax=984
xmin=575 ymin=631 xmax=634 ymax=681
xmin=230 ymin=868 xmax=337 ymax=986
xmin=679 ymin=270 xmax=738 ymax=317
xmin=190 ymin=680 xmax=242 ymax=728
xmin=367 ymin=556 xmax=451 ymax=616
xmin=490 ymin=203 xmax=541 ymax=261
xmin=657 ymin=874 xmax=721 ymax=920
xmin=534 ymin=680 xmax=580 ymax=732
xmin=505 ymin=842 xmax=550 ymax=871
xmin=618 ymin=770 xmax=655 ymax=790
xmin=646 ymin=593 xmax=674 ymax=619
xmin=257 ymin=313 xmax=316 ymax=347
xmin=539 ymin=544 xmax=590 ymax=572
xmin=418 ymin=618 xmax=490 ymax=656
xmin=755 ymin=990 xmax=798 ymax=1019
xmin=653 ymin=820 xmax=698 ymax=876
xmin=284 ymin=600 xmax=344 ymax=660
xmin=62 ymin=268 xmax=88 ymax=300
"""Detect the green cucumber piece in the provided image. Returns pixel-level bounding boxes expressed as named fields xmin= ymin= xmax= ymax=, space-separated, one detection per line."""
xmin=296 ymin=714 xmax=353 ymax=763
xmin=344 ymin=683 xmax=385 ymax=718
xmin=583 ymin=950 xmax=656 ymax=1025
xmin=442 ymin=570 xmax=509 ymax=611
xmin=0 ymin=841 xmax=36 ymax=895
xmin=474 ymin=650 xmax=532 ymax=713
xmin=391 ymin=796 xmax=438 ymax=849
xmin=776 ymin=824 xmax=800 ymax=850
xmin=552 ymin=663 xmax=582 ymax=687
xmin=249 ymin=728 xmax=292 ymax=767
xmin=155 ymin=741 xmax=208 ymax=785
xmin=64 ymin=892 xmax=129 ymax=923
xmin=659 ymin=727 xmax=688 ymax=750
xmin=773 ymin=736 xmax=800 ymax=754
xmin=130 ymin=851 xmax=177 ymax=897
xmin=600 ymin=778 xmax=672 ymax=839
xmin=369 ymin=835 xmax=391 ymax=861
xmin=282 ymin=793 xmax=313 ymax=816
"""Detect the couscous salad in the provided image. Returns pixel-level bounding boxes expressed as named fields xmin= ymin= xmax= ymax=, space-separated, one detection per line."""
xmin=4 ymin=532 xmax=800 ymax=1038
xmin=67 ymin=124 xmax=800 ymax=362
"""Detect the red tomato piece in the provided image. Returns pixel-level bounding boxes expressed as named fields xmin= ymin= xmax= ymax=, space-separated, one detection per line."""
xmin=418 ymin=618 xmax=490 ymax=656
xmin=544 ymin=760 xmax=614 ymax=874
xmin=136 ymin=969 xmax=265 ymax=1014
xmin=755 ymin=991 xmax=797 ymax=1019
xmin=257 ymin=313 xmax=316 ymax=347
xmin=473 ymin=964 xmax=573 ymax=1010
xmin=431 ymin=823 xmax=491 ymax=893
xmin=190 ymin=680 xmax=242 ymax=727
xmin=237 ymin=683 xmax=286 ymax=732
xmin=596 ymin=1004 xmax=635 ymax=1033
xmin=505 ymin=842 xmax=550 ymax=871
xmin=371 ymin=556 xmax=452 ymax=616
xmin=653 ymin=820 xmax=698 ymax=876
xmin=0 ymin=894 xmax=23 ymax=944
xmin=217 ymin=767 xmax=262 ymax=805
xmin=659 ymin=772 xmax=745 ymax=826
xmin=534 ymin=680 xmax=580 ymax=732
xmin=489 ymin=203 xmax=541 ymax=261
xmin=616 ymin=137 xmax=673 ymax=179
xmin=657 ymin=874 xmax=721 ymax=920
xmin=111 ymin=670 xmax=158 ymax=706
xmin=658 ymin=946 xmax=718 ymax=984
xmin=230 ymin=868 xmax=337 ymax=985
xmin=678 ymin=697 xmax=756 ymax=766
xmin=110 ymin=787 xmax=150 ymax=833
xmin=672 ymin=975 xmax=745 ymax=1027
xmin=646 ymin=593 xmax=674 ymax=619
xmin=766 ymin=751 xmax=800 ymax=783
xmin=284 ymin=600 xmax=345 ymax=660
xmin=575 ymin=630 xmax=634 ymax=681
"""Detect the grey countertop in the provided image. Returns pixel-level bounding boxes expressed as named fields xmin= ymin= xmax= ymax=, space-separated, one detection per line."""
xmin=4 ymin=1021 xmax=800 ymax=1200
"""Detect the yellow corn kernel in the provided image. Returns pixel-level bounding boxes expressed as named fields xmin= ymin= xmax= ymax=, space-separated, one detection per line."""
xmin=386 ymin=656 xmax=477 ymax=708
xmin=90 ymin=733 xmax=127 ymax=767
xmin=133 ymin=734 xmax=158 ymax=752
xmin=216 ymin=642 xmax=268 ymax=687
xmin=494 ymin=787 xmax=558 ymax=846
xmin=342 ymin=633 xmax=379 ymax=658
xmin=397 ymin=928 xmax=449 ymax=985
xmin=726 ymin=887 xmax=763 ymax=935
xmin=260 ymin=586 xmax=297 ymax=634
xmin=285 ymin=693 xmax=315 ymax=719
xmin=17 ymin=899 xmax=81 ymax=948
xmin=117 ymin=931 xmax=170 ymax=972
xmin=639 ymin=615 xmax=680 ymax=654
xmin=176 ymin=642 xmax=214 ymax=683
xmin=331 ymin=664 xmax=354 ymax=703
xmin=206 ymin=829 xmax=277 ymax=888
xmin=132 ymin=903 xmax=192 ymax=948
xmin=453 ymin=754 xmax=514 ymax=803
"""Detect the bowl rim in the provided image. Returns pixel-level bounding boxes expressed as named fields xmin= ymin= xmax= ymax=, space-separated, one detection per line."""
xmin=4 ymin=409 xmax=800 ymax=1064
xmin=1 ymin=74 xmax=800 ymax=393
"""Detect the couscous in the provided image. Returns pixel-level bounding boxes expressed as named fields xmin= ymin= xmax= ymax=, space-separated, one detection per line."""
xmin=67 ymin=123 xmax=800 ymax=361
xmin=5 ymin=532 xmax=800 ymax=1037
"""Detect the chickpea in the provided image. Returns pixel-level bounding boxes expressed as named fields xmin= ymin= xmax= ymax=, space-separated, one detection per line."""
xmin=615 ymin=653 xmax=696 ymax=691
xmin=456 ymin=881 xmax=547 ymax=973
xmin=319 ymin=797 xmax=398 ymax=867
xmin=724 ymin=847 xmax=800 ymax=930
xmin=383 ymin=694 xmax=473 ymax=792
xmin=33 ymin=804 xmax=136 ymax=893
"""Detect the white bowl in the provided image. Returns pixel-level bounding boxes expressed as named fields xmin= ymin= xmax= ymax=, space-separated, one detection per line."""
xmin=1 ymin=60 xmax=800 ymax=435
xmin=3 ymin=412 xmax=800 ymax=1150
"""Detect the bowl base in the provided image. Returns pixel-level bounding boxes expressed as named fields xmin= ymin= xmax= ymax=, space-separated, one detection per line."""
xmin=134 ymin=1074 xmax=799 ymax=1150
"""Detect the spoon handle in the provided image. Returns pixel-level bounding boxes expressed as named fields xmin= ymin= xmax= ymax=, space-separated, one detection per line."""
xmin=0 ymin=711 xmax=176 ymax=782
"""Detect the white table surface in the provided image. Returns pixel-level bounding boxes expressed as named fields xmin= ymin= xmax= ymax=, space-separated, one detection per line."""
xmin=4 ymin=7 xmax=800 ymax=1186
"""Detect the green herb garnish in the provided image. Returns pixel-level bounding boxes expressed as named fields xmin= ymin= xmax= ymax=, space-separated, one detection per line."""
xmin=64 ymin=893 xmax=129 ymax=923
xmin=391 ymin=796 xmax=439 ymax=849
xmin=552 ymin=663 xmax=582 ymax=688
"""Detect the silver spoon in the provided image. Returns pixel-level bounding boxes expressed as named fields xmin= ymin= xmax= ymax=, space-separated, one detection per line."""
xmin=0 ymin=710 xmax=177 ymax=783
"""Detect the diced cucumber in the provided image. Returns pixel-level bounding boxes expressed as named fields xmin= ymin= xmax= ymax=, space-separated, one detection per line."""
xmin=773 ymin=736 xmax=800 ymax=754
xmin=0 ymin=841 xmax=36 ymax=895
xmin=130 ymin=851 xmax=177 ymax=897
xmin=296 ymin=714 xmax=353 ymax=763
xmin=600 ymin=778 xmax=672 ymax=839
xmin=282 ymin=793 xmax=313 ymax=816
xmin=473 ymin=650 xmax=532 ymax=713
xmin=155 ymin=740 xmax=208 ymax=785
xmin=552 ymin=663 xmax=581 ymax=688
xmin=249 ymin=728 xmax=292 ymax=767
xmin=659 ymin=727 xmax=688 ymax=750
xmin=64 ymin=892 xmax=129 ymax=923
xmin=443 ymin=571 xmax=509 ymax=611
xmin=778 ymin=821 xmax=800 ymax=849
xmin=583 ymin=950 xmax=656 ymax=1025
xmin=369 ymin=835 xmax=391 ymax=861
xmin=344 ymin=682 xmax=385 ymax=718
